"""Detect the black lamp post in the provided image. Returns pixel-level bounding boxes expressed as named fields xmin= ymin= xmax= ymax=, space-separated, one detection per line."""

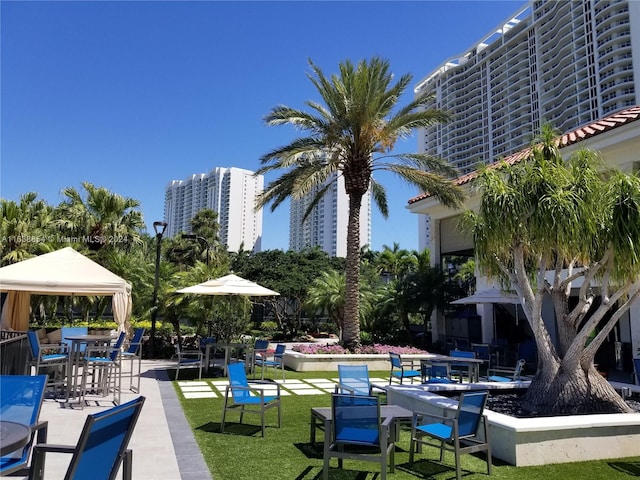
xmin=182 ymin=234 xmax=210 ymax=265
xmin=150 ymin=221 xmax=167 ymax=358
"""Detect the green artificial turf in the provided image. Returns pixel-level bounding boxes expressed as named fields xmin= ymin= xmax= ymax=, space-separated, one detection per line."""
xmin=175 ymin=369 xmax=640 ymax=479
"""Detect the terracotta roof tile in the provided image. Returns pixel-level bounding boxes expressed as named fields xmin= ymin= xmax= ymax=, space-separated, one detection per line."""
xmin=408 ymin=105 xmax=640 ymax=205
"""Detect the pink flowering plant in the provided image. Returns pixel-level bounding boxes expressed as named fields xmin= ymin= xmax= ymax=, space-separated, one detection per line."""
xmin=291 ymin=343 xmax=428 ymax=355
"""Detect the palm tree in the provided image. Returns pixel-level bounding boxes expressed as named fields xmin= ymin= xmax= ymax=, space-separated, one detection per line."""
xmin=404 ymin=252 xmax=450 ymax=348
xmin=305 ymin=269 xmax=376 ymax=342
xmin=377 ymin=242 xmax=416 ymax=281
xmin=55 ymin=182 xmax=145 ymax=252
xmin=257 ymin=57 xmax=465 ymax=348
xmin=0 ymin=193 xmax=56 ymax=265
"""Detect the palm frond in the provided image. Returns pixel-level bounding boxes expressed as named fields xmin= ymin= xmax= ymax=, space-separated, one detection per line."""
xmin=256 ymin=161 xmax=335 ymax=211
xmin=264 ymin=105 xmax=327 ymax=131
xmin=385 ymin=165 xmax=465 ymax=208
xmin=377 ymin=153 xmax=461 ymax=178
xmin=257 ymin=138 xmax=328 ymax=171
xmin=370 ymin=178 xmax=388 ymax=218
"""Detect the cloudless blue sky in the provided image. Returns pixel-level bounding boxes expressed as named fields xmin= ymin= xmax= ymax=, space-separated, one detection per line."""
xmin=1 ymin=0 xmax=524 ymax=252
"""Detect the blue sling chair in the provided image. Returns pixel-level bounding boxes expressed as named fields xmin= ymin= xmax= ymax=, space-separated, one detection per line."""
xmin=0 ymin=375 xmax=49 ymax=476
xmin=336 ymin=364 xmax=387 ymax=399
xmin=323 ymin=393 xmax=396 ymax=480
xmin=29 ymin=396 xmax=145 ymax=480
xmin=221 ymin=362 xmax=281 ymax=437
xmin=119 ymin=327 xmax=145 ymax=393
xmin=410 ymin=390 xmax=492 ymax=480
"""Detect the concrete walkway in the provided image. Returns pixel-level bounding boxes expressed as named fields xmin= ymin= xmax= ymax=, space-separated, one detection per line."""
xmin=33 ymin=360 xmax=211 ymax=480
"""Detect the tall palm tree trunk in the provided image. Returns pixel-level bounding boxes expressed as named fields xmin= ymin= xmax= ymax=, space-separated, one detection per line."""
xmin=342 ymin=193 xmax=362 ymax=349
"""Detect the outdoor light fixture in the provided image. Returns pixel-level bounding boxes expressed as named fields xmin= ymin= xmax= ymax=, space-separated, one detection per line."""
xmin=182 ymin=233 xmax=211 ymax=265
xmin=150 ymin=221 xmax=168 ymax=357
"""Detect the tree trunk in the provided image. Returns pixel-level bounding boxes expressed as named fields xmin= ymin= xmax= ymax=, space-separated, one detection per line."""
xmin=522 ymin=362 xmax=631 ymax=415
xmin=342 ymin=193 xmax=362 ymax=350
xmin=399 ymin=309 xmax=411 ymax=341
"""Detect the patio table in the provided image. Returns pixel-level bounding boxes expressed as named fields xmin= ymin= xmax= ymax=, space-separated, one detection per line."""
xmin=419 ymin=354 xmax=486 ymax=383
xmin=0 ymin=420 xmax=31 ymax=456
xmin=204 ymin=342 xmax=251 ymax=376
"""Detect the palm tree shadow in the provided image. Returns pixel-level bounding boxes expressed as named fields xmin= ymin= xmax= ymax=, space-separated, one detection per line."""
xmin=196 ymin=421 xmax=262 ymax=437
xmin=294 ymin=442 xmax=323 ymax=460
xmin=609 ymin=461 xmax=640 ymax=476
xmin=300 ymin=467 xmax=378 ymax=480
xmin=395 ymin=459 xmax=455 ymax=478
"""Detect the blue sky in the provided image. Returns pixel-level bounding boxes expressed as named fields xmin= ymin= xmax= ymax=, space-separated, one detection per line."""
xmin=1 ymin=0 xmax=523 ymax=252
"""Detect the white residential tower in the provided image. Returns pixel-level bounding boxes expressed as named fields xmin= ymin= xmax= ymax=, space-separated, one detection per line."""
xmin=415 ymin=0 xmax=639 ymax=251
xmin=164 ymin=167 xmax=263 ymax=252
xmin=289 ymin=172 xmax=372 ymax=257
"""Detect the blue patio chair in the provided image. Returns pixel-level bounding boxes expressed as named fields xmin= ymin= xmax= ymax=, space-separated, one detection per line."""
xmin=0 ymin=375 xmax=48 ymax=476
xmin=490 ymin=338 xmax=509 ymax=366
xmin=409 ymin=390 xmax=492 ymax=480
xmin=336 ymin=364 xmax=387 ymax=398
xmin=449 ymin=350 xmax=476 ymax=382
xmin=421 ymin=361 xmax=456 ymax=384
xmin=61 ymin=326 xmax=89 ymax=353
xmin=389 ymin=352 xmax=421 ymax=384
xmin=119 ymin=327 xmax=145 ymax=393
xmin=252 ymin=339 xmax=270 ymax=378
xmin=27 ymin=330 xmax=69 ymax=395
xmin=174 ymin=341 xmax=203 ymax=381
xmin=29 ymin=396 xmax=145 ymax=480
xmin=199 ymin=336 xmax=216 ymax=354
xmin=257 ymin=343 xmax=286 ymax=381
xmin=80 ymin=331 xmax=126 ymax=408
xmin=471 ymin=343 xmax=493 ymax=367
xmin=487 ymin=359 xmax=526 ymax=382
xmin=323 ymin=394 xmax=395 ymax=480
xmin=221 ymin=362 xmax=281 ymax=437
xmin=197 ymin=336 xmax=217 ymax=374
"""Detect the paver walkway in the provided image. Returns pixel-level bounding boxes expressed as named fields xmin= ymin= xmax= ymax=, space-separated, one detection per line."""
xmin=34 ymin=360 xmax=210 ymax=480
xmin=176 ymin=377 xmax=389 ymax=399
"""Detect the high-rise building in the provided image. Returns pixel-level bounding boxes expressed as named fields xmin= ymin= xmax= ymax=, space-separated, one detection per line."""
xmin=289 ymin=172 xmax=372 ymax=257
xmin=164 ymin=167 xmax=263 ymax=252
xmin=415 ymin=0 xmax=639 ymax=250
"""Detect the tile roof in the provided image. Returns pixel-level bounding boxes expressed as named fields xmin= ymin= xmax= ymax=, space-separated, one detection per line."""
xmin=408 ymin=105 xmax=640 ymax=205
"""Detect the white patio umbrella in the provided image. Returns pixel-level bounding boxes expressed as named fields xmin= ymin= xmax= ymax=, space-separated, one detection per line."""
xmin=451 ymin=287 xmax=522 ymax=341
xmin=176 ymin=274 xmax=279 ymax=296
xmin=177 ymin=274 xmax=279 ymax=358
xmin=451 ymin=287 xmax=520 ymax=305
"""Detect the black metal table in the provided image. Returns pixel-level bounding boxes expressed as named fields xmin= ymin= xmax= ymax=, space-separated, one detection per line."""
xmin=0 ymin=420 xmax=31 ymax=456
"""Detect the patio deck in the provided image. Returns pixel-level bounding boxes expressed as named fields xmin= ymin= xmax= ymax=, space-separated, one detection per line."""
xmin=29 ymin=360 xmax=210 ymax=480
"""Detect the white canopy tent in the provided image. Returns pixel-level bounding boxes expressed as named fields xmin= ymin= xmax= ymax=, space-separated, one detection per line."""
xmin=0 ymin=247 xmax=132 ymax=332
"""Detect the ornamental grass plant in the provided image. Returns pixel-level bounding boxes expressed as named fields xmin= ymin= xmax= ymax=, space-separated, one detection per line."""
xmin=175 ymin=369 xmax=640 ymax=479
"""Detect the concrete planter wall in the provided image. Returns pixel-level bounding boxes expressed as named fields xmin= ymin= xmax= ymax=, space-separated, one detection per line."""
xmin=387 ymin=383 xmax=640 ymax=466
xmin=283 ymin=351 xmax=426 ymax=372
